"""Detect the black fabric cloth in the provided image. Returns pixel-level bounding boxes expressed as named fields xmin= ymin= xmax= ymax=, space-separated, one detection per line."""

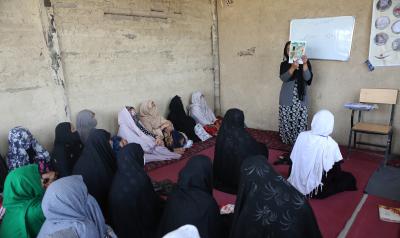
xmin=230 ymin=155 xmax=322 ymax=238
xmin=109 ymin=143 xmax=162 ymax=238
xmin=157 ymin=155 xmax=223 ymax=238
xmin=213 ymin=108 xmax=269 ymax=194
xmin=0 ymin=153 xmax=7 ymax=192
xmin=279 ymin=60 xmax=313 ymax=101
xmin=310 ymin=162 xmax=357 ymax=199
xmin=51 ymin=122 xmax=83 ymax=178
xmin=167 ymin=95 xmax=200 ymax=142
xmin=72 ymin=129 xmax=116 ymax=221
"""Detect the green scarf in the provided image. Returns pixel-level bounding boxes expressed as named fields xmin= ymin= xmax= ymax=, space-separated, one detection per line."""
xmin=0 ymin=164 xmax=45 ymax=238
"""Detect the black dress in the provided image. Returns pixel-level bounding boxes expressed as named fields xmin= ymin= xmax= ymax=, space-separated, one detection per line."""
xmin=167 ymin=95 xmax=200 ymax=142
xmin=310 ymin=162 xmax=357 ymax=199
xmin=51 ymin=122 xmax=83 ymax=178
xmin=0 ymin=153 xmax=7 ymax=192
xmin=214 ymin=108 xmax=268 ymax=194
xmin=72 ymin=129 xmax=116 ymax=221
xmin=230 ymin=155 xmax=322 ymax=238
xmin=109 ymin=143 xmax=162 ymax=238
xmin=157 ymin=155 xmax=223 ymax=238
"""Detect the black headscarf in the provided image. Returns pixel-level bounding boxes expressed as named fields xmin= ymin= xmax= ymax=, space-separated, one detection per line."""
xmin=72 ymin=129 xmax=116 ymax=221
xmin=230 ymin=156 xmax=322 ymax=238
xmin=109 ymin=143 xmax=161 ymax=238
xmin=51 ymin=122 xmax=83 ymax=178
xmin=214 ymin=108 xmax=269 ymax=194
xmin=0 ymin=153 xmax=7 ymax=192
xmin=280 ymin=41 xmax=313 ymax=101
xmin=167 ymin=95 xmax=200 ymax=142
xmin=158 ymin=155 xmax=222 ymax=238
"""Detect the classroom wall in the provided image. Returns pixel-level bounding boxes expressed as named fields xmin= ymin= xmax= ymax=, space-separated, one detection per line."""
xmin=0 ymin=0 xmax=68 ymax=155
xmin=0 ymin=0 xmax=214 ymax=155
xmin=218 ymin=0 xmax=400 ymax=153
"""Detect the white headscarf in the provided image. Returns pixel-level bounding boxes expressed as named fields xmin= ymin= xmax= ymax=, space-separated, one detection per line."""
xmin=117 ymin=107 xmax=181 ymax=163
xmin=163 ymin=225 xmax=200 ymax=238
xmin=288 ymin=110 xmax=343 ymax=196
xmin=188 ymin=92 xmax=216 ymax=126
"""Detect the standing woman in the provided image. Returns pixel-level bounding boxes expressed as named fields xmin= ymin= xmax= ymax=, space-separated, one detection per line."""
xmin=279 ymin=41 xmax=313 ymax=145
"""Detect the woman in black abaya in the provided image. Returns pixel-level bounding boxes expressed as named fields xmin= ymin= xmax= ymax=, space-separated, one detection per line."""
xmin=72 ymin=129 xmax=116 ymax=221
xmin=230 ymin=155 xmax=322 ymax=238
xmin=167 ymin=95 xmax=200 ymax=142
xmin=214 ymin=108 xmax=268 ymax=194
xmin=51 ymin=122 xmax=83 ymax=178
xmin=109 ymin=143 xmax=162 ymax=238
xmin=158 ymin=155 xmax=222 ymax=238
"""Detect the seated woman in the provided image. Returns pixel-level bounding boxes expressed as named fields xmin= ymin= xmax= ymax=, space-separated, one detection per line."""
xmin=158 ymin=155 xmax=222 ymax=238
xmin=213 ymin=108 xmax=268 ymax=194
xmin=0 ymin=164 xmax=47 ymax=238
xmin=76 ymin=109 xmax=97 ymax=144
xmin=230 ymin=156 xmax=322 ymax=238
xmin=288 ymin=110 xmax=357 ymax=199
xmin=72 ymin=129 xmax=116 ymax=221
xmin=188 ymin=91 xmax=222 ymax=136
xmin=139 ymin=100 xmax=172 ymax=140
xmin=37 ymin=175 xmax=115 ymax=238
xmin=6 ymin=127 xmax=55 ymax=177
xmin=167 ymin=95 xmax=200 ymax=142
xmin=139 ymin=100 xmax=191 ymax=153
xmin=118 ymin=106 xmax=181 ymax=163
xmin=51 ymin=122 xmax=83 ymax=178
xmin=109 ymin=144 xmax=163 ymax=238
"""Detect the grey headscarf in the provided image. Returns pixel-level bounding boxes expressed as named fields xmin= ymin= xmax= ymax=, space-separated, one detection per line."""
xmin=37 ymin=175 xmax=107 ymax=238
xmin=76 ymin=110 xmax=97 ymax=144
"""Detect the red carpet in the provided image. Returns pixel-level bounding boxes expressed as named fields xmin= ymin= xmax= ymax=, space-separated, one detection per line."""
xmin=347 ymin=195 xmax=400 ymax=238
xmin=145 ymin=129 xmax=290 ymax=172
xmin=309 ymin=149 xmax=383 ymax=238
xmin=147 ymin=129 xmax=399 ymax=238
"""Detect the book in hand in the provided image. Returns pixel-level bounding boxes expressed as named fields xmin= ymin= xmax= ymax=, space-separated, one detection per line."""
xmin=289 ymin=41 xmax=306 ymax=64
xmin=378 ymin=205 xmax=400 ymax=223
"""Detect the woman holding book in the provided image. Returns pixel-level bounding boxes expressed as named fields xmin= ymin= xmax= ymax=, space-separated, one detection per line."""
xmin=278 ymin=41 xmax=313 ymax=148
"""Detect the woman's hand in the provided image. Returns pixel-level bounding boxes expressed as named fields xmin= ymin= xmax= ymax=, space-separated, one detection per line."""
xmin=41 ymin=171 xmax=57 ymax=189
xmin=155 ymin=137 xmax=164 ymax=146
xmin=173 ymin=148 xmax=185 ymax=155
xmin=302 ymin=55 xmax=308 ymax=64
xmin=302 ymin=55 xmax=309 ymax=71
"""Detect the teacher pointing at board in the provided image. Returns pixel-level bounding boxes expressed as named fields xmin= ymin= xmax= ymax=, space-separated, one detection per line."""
xmin=278 ymin=41 xmax=313 ymax=147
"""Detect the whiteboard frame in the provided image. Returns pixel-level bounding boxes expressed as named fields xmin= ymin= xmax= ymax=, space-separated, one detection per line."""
xmin=289 ymin=16 xmax=356 ymax=61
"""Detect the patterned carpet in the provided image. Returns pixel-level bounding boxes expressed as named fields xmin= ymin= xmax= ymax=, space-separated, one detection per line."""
xmin=144 ymin=129 xmax=290 ymax=172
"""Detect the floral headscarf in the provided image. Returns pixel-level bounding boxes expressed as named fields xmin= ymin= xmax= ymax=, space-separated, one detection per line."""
xmin=6 ymin=127 xmax=52 ymax=174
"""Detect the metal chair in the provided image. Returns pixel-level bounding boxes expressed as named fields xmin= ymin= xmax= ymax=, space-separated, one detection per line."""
xmin=347 ymin=88 xmax=398 ymax=165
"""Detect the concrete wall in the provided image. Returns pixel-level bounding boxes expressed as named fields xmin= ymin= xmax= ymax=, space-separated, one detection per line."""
xmin=54 ymin=0 xmax=214 ymax=133
xmin=218 ymin=0 xmax=400 ymax=153
xmin=0 ymin=0 xmax=68 ymax=154
xmin=0 ymin=0 xmax=214 ymax=155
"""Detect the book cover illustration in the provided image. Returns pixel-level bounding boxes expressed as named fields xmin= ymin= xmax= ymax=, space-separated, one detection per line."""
xmin=379 ymin=204 xmax=400 ymax=223
xmin=289 ymin=41 xmax=306 ymax=64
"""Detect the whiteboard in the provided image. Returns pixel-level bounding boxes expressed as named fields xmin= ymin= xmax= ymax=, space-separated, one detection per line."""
xmin=290 ymin=16 xmax=355 ymax=61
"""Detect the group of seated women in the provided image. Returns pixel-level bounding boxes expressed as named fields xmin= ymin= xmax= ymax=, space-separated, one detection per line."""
xmin=0 ymin=90 xmax=356 ymax=237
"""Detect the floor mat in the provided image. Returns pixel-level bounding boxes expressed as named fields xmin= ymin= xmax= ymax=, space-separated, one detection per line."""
xmin=365 ymin=165 xmax=400 ymax=202
xmin=347 ymin=195 xmax=400 ymax=238
xmin=145 ymin=129 xmax=291 ymax=172
xmin=147 ymin=139 xmax=384 ymax=238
